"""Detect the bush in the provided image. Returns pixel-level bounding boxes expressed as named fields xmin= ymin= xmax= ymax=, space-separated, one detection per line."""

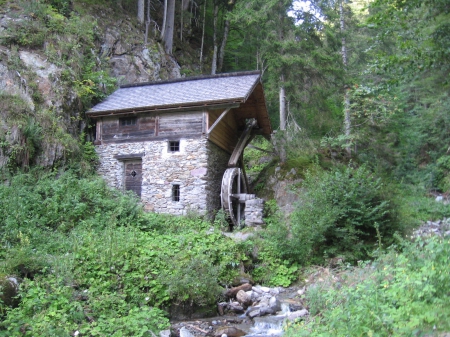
xmin=0 ymin=170 xmax=248 ymax=333
xmin=285 ymin=236 xmax=450 ymax=336
xmin=284 ymin=165 xmax=401 ymax=264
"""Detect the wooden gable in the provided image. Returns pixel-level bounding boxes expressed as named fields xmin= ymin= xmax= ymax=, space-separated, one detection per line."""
xmin=88 ymin=71 xmax=272 ymax=152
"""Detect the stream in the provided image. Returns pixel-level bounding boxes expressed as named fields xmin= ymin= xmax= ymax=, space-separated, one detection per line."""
xmin=170 ymin=286 xmax=307 ymax=337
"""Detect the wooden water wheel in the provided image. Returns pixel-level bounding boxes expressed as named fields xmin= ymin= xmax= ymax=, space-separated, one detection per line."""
xmin=220 ymin=119 xmax=259 ymax=227
xmin=221 ymin=167 xmax=248 ymax=227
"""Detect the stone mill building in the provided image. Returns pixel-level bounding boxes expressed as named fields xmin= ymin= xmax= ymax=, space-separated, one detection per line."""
xmin=87 ymin=71 xmax=272 ymax=221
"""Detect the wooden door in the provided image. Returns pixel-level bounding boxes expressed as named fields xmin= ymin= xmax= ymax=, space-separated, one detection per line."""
xmin=124 ymin=161 xmax=142 ymax=197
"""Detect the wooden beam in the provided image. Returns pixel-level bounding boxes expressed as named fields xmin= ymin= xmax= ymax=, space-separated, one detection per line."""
xmin=114 ymin=153 xmax=144 ymax=160
xmin=207 ymin=107 xmax=232 ymax=135
xmin=228 ymin=119 xmax=257 ymax=167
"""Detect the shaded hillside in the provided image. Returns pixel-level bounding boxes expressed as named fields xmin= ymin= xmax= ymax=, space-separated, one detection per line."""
xmin=0 ymin=0 xmax=205 ymax=172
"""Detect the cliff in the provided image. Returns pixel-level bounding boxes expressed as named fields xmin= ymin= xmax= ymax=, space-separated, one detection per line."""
xmin=0 ymin=0 xmax=199 ymax=171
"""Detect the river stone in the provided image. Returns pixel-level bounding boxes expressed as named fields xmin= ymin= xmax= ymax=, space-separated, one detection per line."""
xmin=287 ymin=309 xmax=309 ymax=321
xmin=180 ymin=327 xmax=195 ymax=337
xmin=225 ymin=283 xmax=252 ymax=298
xmin=247 ymin=307 xmax=261 ymax=319
xmin=214 ymin=327 xmax=246 ymax=337
xmin=269 ymin=296 xmax=281 ymax=312
xmin=236 ymin=290 xmax=252 ymax=307
xmin=159 ymin=330 xmax=170 ymax=337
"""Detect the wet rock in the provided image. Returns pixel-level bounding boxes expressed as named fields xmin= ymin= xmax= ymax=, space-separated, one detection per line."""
xmin=214 ymin=327 xmax=246 ymax=337
xmin=247 ymin=307 xmax=261 ymax=319
xmin=268 ymin=296 xmax=281 ymax=312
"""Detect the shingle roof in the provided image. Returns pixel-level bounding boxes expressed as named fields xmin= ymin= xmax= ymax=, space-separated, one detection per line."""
xmin=88 ymin=71 xmax=261 ymax=115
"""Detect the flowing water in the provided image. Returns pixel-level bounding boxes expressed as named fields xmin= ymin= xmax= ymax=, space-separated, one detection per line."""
xmin=244 ymin=303 xmax=291 ymax=337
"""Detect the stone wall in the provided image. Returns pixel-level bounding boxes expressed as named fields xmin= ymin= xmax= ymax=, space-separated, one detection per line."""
xmin=205 ymin=141 xmax=231 ymax=218
xmin=245 ymin=198 xmax=265 ymax=226
xmin=96 ymin=138 xmax=208 ymax=214
xmin=96 ymin=137 xmax=221 ymax=216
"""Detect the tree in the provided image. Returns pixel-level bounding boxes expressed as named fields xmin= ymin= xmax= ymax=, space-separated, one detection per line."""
xmin=138 ymin=0 xmax=145 ymax=24
xmin=161 ymin=0 xmax=176 ymax=54
xmin=340 ymin=0 xmax=351 ymax=156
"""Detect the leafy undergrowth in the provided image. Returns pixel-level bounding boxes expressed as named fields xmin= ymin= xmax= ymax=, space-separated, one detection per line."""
xmin=0 ymin=171 xmax=244 ymax=336
xmin=285 ymin=236 xmax=450 ymax=336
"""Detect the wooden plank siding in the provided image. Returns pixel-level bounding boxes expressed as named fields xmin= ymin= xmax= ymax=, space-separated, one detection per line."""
xmin=158 ymin=112 xmax=203 ymax=136
xmin=207 ymin=109 xmax=238 ymax=153
xmin=98 ymin=112 xmax=204 ymax=144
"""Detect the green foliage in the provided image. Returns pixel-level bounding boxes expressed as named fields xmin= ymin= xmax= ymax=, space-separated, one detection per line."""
xmin=397 ymin=185 xmax=450 ymax=223
xmin=158 ymin=256 xmax=223 ymax=306
xmin=0 ymin=171 xmax=248 ymax=333
xmin=285 ymin=165 xmax=401 ymax=264
xmin=285 ymin=236 xmax=450 ymax=336
xmin=0 ymin=170 xmax=145 ymax=240
xmin=435 ymin=155 xmax=450 ymax=192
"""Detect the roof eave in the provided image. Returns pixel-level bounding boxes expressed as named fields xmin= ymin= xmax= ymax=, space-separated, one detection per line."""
xmin=86 ymin=99 xmax=245 ymax=118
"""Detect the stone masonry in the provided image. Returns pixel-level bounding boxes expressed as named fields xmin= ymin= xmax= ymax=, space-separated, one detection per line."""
xmin=96 ymin=136 xmax=230 ymax=217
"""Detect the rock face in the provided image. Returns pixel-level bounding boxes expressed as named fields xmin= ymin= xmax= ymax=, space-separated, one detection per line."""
xmin=99 ymin=23 xmax=181 ymax=85
xmin=0 ymin=4 xmax=181 ymax=170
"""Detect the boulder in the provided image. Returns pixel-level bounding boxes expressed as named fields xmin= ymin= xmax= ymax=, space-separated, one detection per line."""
xmin=236 ymin=290 xmax=252 ymax=308
xmin=268 ymin=296 xmax=281 ymax=312
xmin=214 ymin=327 xmax=246 ymax=337
xmin=179 ymin=327 xmax=195 ymax=337
xmin=224 ymin=283 xmax=252 ymax=299
xmin=287 ymin=309 xmax=309 ymax=321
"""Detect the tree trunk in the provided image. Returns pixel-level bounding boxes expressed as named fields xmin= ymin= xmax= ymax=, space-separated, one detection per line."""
xmin=340 ymin=0 xmax=351 ymax=156
xmin=211 ymin=2 xmax=219 ymax=74
xmin=217 ymin=19 xmax=230 ymax=73
xmin=180 ymin=6 xmax=183 ymax=41
xmin=163 ymin=0 xmax=176 ymax=54
xmin=182 ymin=0 xmax=189 ymax=11
xmin=279 ymin=74 xmax=286 ymax=131
xmin=199 ymin=0 xmax=206 ymax=68
xmin=144 ymin=0 xmax=151 ymax=44
xmin=160 ymin=0 xmax=168 ymax=40
xmin=137 ymin=0 xmax=145 ymax=24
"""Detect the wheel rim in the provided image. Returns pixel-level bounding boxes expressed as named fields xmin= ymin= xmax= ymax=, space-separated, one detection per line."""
xmin=221 ymin=168 xmax=247 ymax=227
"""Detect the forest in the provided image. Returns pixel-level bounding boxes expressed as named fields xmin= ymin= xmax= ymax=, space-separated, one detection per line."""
xmin=0 ymin=0 xmax=450 ymax=335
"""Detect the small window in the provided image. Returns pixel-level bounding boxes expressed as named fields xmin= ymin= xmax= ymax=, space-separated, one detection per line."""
xmin=169 ymin=141 xmax=180 ymax=152
xmin=120 ymin=117 xmax=137 ymax=126
xmin=172 ymin=184 xmax=180 ymax=202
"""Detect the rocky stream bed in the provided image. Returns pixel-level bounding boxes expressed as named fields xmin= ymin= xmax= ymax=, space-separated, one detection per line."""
xmin=169 ymin=284 xmax=308 ymax=337
xmin=165 ymin=217 xmax=450 ymax=337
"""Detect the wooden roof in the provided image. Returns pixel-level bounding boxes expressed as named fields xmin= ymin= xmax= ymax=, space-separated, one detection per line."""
xmin=87 ymin=71 xmax=272 ymax=136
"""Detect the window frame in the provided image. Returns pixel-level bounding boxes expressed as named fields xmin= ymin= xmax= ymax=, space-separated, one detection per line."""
xmin=172 ymin=184 xmax=180 ymax=202
xmin=168 ymin=140 xmax=180 ymax=152
xmin=120 ymin=117 xmax=137 ymax=127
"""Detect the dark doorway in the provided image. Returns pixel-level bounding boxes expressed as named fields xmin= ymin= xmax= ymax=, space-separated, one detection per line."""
xmin=124 ymin=161 xmax=142 ymax=197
